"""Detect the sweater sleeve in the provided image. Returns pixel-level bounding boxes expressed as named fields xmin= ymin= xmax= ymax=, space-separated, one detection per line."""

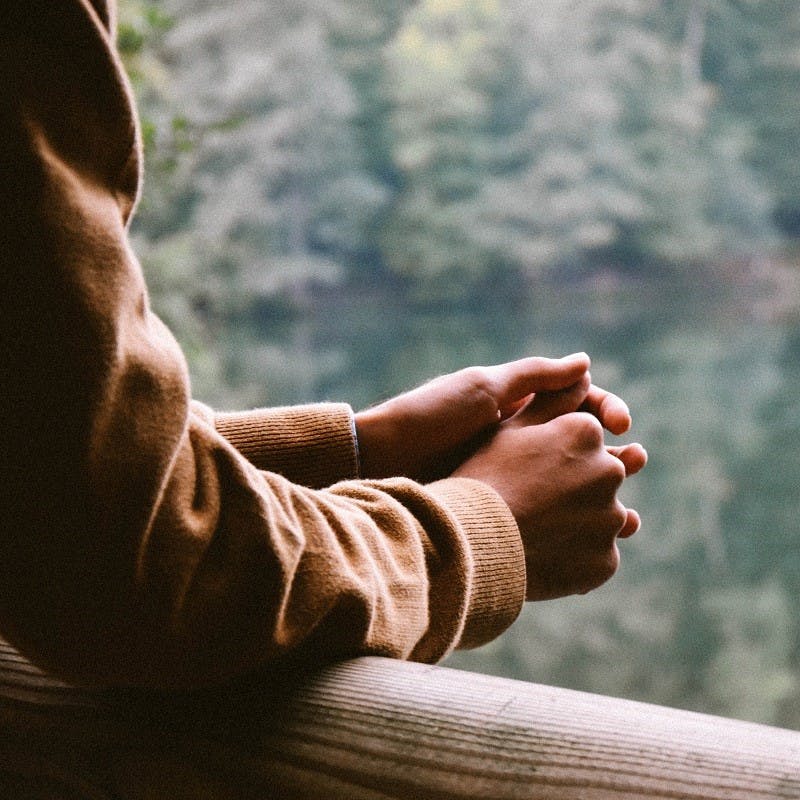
xmin=210 ymin=403 xmax=361 ymax=488
xmin=0 ymin=1 xmax=526 ymax=689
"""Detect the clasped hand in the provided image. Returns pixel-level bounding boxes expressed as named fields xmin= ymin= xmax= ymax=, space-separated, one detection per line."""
xmin=355 ymin=353 xmax=647 ymax=601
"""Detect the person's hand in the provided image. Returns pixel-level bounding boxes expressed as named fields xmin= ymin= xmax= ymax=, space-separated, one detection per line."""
xmin=521 ymin=373 xmax=648 ymax=480
xmin=355 ymin=353 xmax=634 ymax=481
xmin=453 ymin=388 xmax=647 ymax=600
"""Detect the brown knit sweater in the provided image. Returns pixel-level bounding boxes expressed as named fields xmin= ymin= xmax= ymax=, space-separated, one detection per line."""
xmin=0 ymin=0 xmax=525 ymax=689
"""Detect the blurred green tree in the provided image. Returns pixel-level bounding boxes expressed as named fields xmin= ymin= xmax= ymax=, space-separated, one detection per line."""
xmin=703 ymin=0 xmax=800 ymax=236
xmin=611 ymin=0 xmax=776 ymax=266
xmin=480 ymin=0 xmax=775 ymax=274
xmin=121 ymin=0 xmax=384 ymax=405
xmin=380 ymin=0 xmax=529 ymax=298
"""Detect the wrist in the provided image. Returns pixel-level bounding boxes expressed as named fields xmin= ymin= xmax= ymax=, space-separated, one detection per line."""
xmin=354 ymin=405 xmax=395 ymax=479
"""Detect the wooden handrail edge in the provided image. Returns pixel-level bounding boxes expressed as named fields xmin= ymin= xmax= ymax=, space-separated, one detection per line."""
xmin=0 ymin=644 xmax=798 ymax=798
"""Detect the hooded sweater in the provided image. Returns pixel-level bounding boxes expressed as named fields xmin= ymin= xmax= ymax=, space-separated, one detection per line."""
xmin=0 ymin=0 xmax=525 ymax=689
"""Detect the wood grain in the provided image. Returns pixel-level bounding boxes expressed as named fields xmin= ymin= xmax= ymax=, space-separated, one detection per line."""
xmin=0 ymin=640 xmax=798 ymax=798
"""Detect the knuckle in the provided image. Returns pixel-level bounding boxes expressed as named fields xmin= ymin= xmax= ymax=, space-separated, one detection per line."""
xmin=579 ymin=546 xmax=620 ymax=595
xmin=459 ymin=366 xmax=491 ymax=396
xmin=566 ymin=412 xmax=604 ymax=447
xmin=459 ymin=366 xmax=498 ymax=414
xmin=599 ymin=545 xmax=621 ymax=583
xmin=529 ymin=356 xmax=550 ymax=373
xmin=591 ymin=502 xmax=627 ymax=538
xmin=604 ymin=455 xmax=627 ymax=486
xmin=609 ymin=501 xmax=628 ymax=531
xmin=459 ymin=365 xmax=487 ymax=386
xmin=589 ymin=453 xmax=626 ymax=497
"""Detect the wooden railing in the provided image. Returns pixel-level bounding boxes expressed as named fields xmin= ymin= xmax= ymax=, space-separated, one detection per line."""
xmin=0 ymin=639 xmax=798 ymax=798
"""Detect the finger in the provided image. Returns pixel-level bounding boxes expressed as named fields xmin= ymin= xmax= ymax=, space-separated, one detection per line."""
xmin=618 ymin=508 xmax=641 ymax=538
xmin=580 ymin=384 xmax=631 ymax=435
xmin=498 ymin=394 xmax=532 ymax=420
xmin=490 ymin=352 xmax=591 ymax=408
xmin=606 ymin=443 xmax=648 ymax=476
xmin=512 ymin=374 xmax=591 ymax=426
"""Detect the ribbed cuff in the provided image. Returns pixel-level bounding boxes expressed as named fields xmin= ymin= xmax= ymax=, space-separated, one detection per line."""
xmin=425 ymin=478 xmax=525 ymax=650
xmin=214 ymin=403 xmax=359 ymax=489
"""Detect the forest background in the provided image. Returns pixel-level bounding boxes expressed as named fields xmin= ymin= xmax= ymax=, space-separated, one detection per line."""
xmin=119 ymin=0 xmax=800 ymax=729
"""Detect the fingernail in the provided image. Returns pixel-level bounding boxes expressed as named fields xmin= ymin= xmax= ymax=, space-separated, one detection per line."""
xmin=562 ymin=352 xmax=589 ymax=363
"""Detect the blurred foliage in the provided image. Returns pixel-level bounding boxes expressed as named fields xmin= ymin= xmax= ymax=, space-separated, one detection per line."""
xmin=120 ymin=0 xmax=796 ymax=305
xmin=118 ymin=0 xmax=800 ymax=728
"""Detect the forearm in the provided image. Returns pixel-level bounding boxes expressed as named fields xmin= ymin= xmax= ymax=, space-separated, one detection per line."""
xmin=35 ymin=421 xmax=523 ymax=688
xmin=3 ymin=416 xmax=524 ymax=689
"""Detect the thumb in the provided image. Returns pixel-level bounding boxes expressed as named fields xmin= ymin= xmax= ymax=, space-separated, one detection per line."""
xmin=492 ymin=352 xmax=591 ymax=414
xmin=510 ymin=374 xmax=591 ymax=426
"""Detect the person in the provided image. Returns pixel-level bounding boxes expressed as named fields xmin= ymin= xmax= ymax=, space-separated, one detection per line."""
xmin=0 ymin=0 xmax=646 ymax=690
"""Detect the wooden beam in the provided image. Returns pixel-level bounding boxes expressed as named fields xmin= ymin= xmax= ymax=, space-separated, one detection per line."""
xmin=0 ymin=642 xmax=798 ymax=797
